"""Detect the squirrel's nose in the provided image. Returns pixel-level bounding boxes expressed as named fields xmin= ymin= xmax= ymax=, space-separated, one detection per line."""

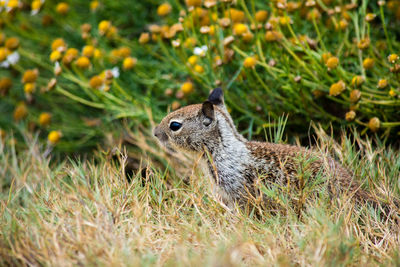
xmin=154 ymin=126 xmax=168 ymax=141
xmin=153 ymin=126 xmax=160 ymax=137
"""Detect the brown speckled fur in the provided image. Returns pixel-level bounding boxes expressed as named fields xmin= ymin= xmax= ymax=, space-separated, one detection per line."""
xmin=246 ymin=141 xmax=371 ymax=203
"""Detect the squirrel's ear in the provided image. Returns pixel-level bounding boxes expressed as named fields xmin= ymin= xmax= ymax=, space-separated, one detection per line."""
xmin=207 ymin=87 xmax=224 ymax=106
xmin=201 ymin=101 xmax=214 ymax=126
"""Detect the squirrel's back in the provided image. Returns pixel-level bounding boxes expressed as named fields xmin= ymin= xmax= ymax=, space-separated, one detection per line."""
xmin=246 ymin=141 xmax=371 ymax=203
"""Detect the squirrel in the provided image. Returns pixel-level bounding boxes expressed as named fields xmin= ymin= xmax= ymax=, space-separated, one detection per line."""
xmin=154 ymin=88 xmax=395 ymax=212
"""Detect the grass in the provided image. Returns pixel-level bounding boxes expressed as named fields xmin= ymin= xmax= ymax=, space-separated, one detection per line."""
xmin=1 ymin=124 xmax=400 ymax=266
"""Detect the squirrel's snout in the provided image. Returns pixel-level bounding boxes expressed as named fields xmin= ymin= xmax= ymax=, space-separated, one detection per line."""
xmin=154 ymin=126 xmax=168 ymax=142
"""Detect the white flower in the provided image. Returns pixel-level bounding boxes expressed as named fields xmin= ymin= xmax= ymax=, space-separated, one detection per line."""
xmin=7 ymin=52 xmax=20 ymax=65
xmin=0 ymin=51 xmax=20 ymax=68
xmin=172 ymin=39 xmax=181 ymax=47
xmin=0 ymin=61 xmax=10 ymax=68
xmin=193 ymin=45 xmax=208 ymax=57
xmin=110 ymin=67 xmax=120 ymax=78
xmin=54 ymin=61 xmax=60 ymax=71
xmin=54 ymin=61 xmax=62 ymax=75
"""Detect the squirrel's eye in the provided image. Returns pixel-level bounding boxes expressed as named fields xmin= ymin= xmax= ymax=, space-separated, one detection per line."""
xmin=169 ymin=121 xmax=182 ymax=131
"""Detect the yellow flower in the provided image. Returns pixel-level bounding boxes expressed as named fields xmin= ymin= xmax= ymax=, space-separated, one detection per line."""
xmin=321 ymin=52 xmax=332 ymax=63
xmin=22 ymin=69 xmax=39 ymax=83
xmin=214 ymin=55 xmax=222 ymax=66
xmin=89 ymin=75 xmax=103 ymax=89
xmin=81 ymin=23 xmax=92 ymax=33
xmin=50 ymin=50 xmax=62 ymax=62
xmin=188 ymin=55 xmax=198 ymax=65
xmin=7 ymin=0 xmax=19 ymax=9
xmin=94 ymin=49 xmax=102 ymax=59
xmin=51 ymin=38 xmax=66 ymax=51
xmin=0 ymin=47 xmax=8 ymax=62
xmin=265 ymin=31 xmax=283 ymax=42
xmin=185 ymin=0 xmax=202 ymax=7
xmin=48 ymin=131 xmax=62 ymax=145
xmin=194 ymin=64 xmax=204 ymax=73
xmin=5 ymin=37 xmax=19 ymax=51
xmin=225 ymin=8 xmax=245 ymax=23
xmin=0 ymin=78 xmax=12 ymax=96
xmin=242 ymin=32 xmax=254 ymax=42
xmin=66 ymin=48 xmax=79 ymax=58
xmin=62 ymin=48 xmax=79 ymax=65
xmin=255 ymin=10 xmax=268 ymax=22
xmin=365 ymin=13 xmax=376 ymax=22
xmin=279 ymin=16 xmax=292 ymax=25
xmin=357 ymin=38 xmax=370 ymax=50
xmin=118 ymin=47 xmax=131 ymax=58
xmin=123 ymin=57 xmax=137 ymax=70
xmin=345 ymin=110 xmax=356 ymax=121
xmin=363 ymin=58 xmax=374 ymax=69
xmin=106 ymin=26 xmax=118 ymax=39
xmin=75 ymin=56 xmax=91 ymax=69
xmin=39 ymin=112 xmax=52 ymax=126
xmin=287 ymin=1 xmax=300 ymax=11
xmin=389 ymin=88 xmax=397 ymax=97
xmin=184 ymin=37 xmax=197 ymax=48
xmin=306 ymin=9 xmax=321 ymax=21
xmin=368 ymin=117 xmax=380 ymax=132
xmin=13 ymin=102 xmax=27 ymax=121
xmin=209 ymin=25 xmax=216 ymax=35
xmin=181 ymin=82 xmax=194 ymax=94
xmin=157 ymin=3 xmax=172 ymax=16
xmin=325 ymin=56 xmax=339 ymax=70
xmin=349 ymin=89 xmax=361 ymax=102
xmin=388 ymin=54 xmax=399 ymax=63
xmin=110 ymin=49 xmax=121 ymax=62
xmin=338 ymin=19 xmax=348 ymax=30
xmin=351 ymin=75 xmax=364 ymax=87
xmin=377 ymin=79 xmax=388 ymax=89
xmin=82 ymin=45 xmax=95 ymax=57
xmin=90 ymin=0 xmax=99 ymax=11
xmin=139 ymin=33 xmax=150 ymax=44
xmin=98 ymin=20 xmax=111 ymax=35
xmin=233 ymin=23 xmax=248 ymax=35
xmin=31 ymin=0 xmax=41 ymax=11
xmin=342 ymin=11 xmax=351 ymax=21
xmin=24 ymin=83 xmax=35 ymax=94
xmin=329 ymin=80 xmax=346 ymax=96
xmin=56 ymin=2 xmax=69 ymax=15
xmin=243 ymin=56 xmax=257 ymax=68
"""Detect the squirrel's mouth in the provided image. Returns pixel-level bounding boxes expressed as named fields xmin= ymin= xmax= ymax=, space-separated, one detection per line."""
xmin=154 ymin=133 xmax=177 ymax=154
xmin=157 ymin=140 xmax=177 ymax=154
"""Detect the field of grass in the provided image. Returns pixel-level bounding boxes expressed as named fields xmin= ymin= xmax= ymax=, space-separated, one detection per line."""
xmin=1 ymin=126 xmax=400 ymax=266
xmin=1 ymin=0 xmax=400 ymax=266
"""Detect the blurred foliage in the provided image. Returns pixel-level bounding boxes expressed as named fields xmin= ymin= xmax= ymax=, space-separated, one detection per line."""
xmin=0 ymin=0 xmax=400 ymax=154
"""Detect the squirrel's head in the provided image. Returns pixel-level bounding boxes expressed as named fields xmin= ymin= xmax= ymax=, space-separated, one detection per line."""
xmin=154 ymin=88 xmax=237 ymax=153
